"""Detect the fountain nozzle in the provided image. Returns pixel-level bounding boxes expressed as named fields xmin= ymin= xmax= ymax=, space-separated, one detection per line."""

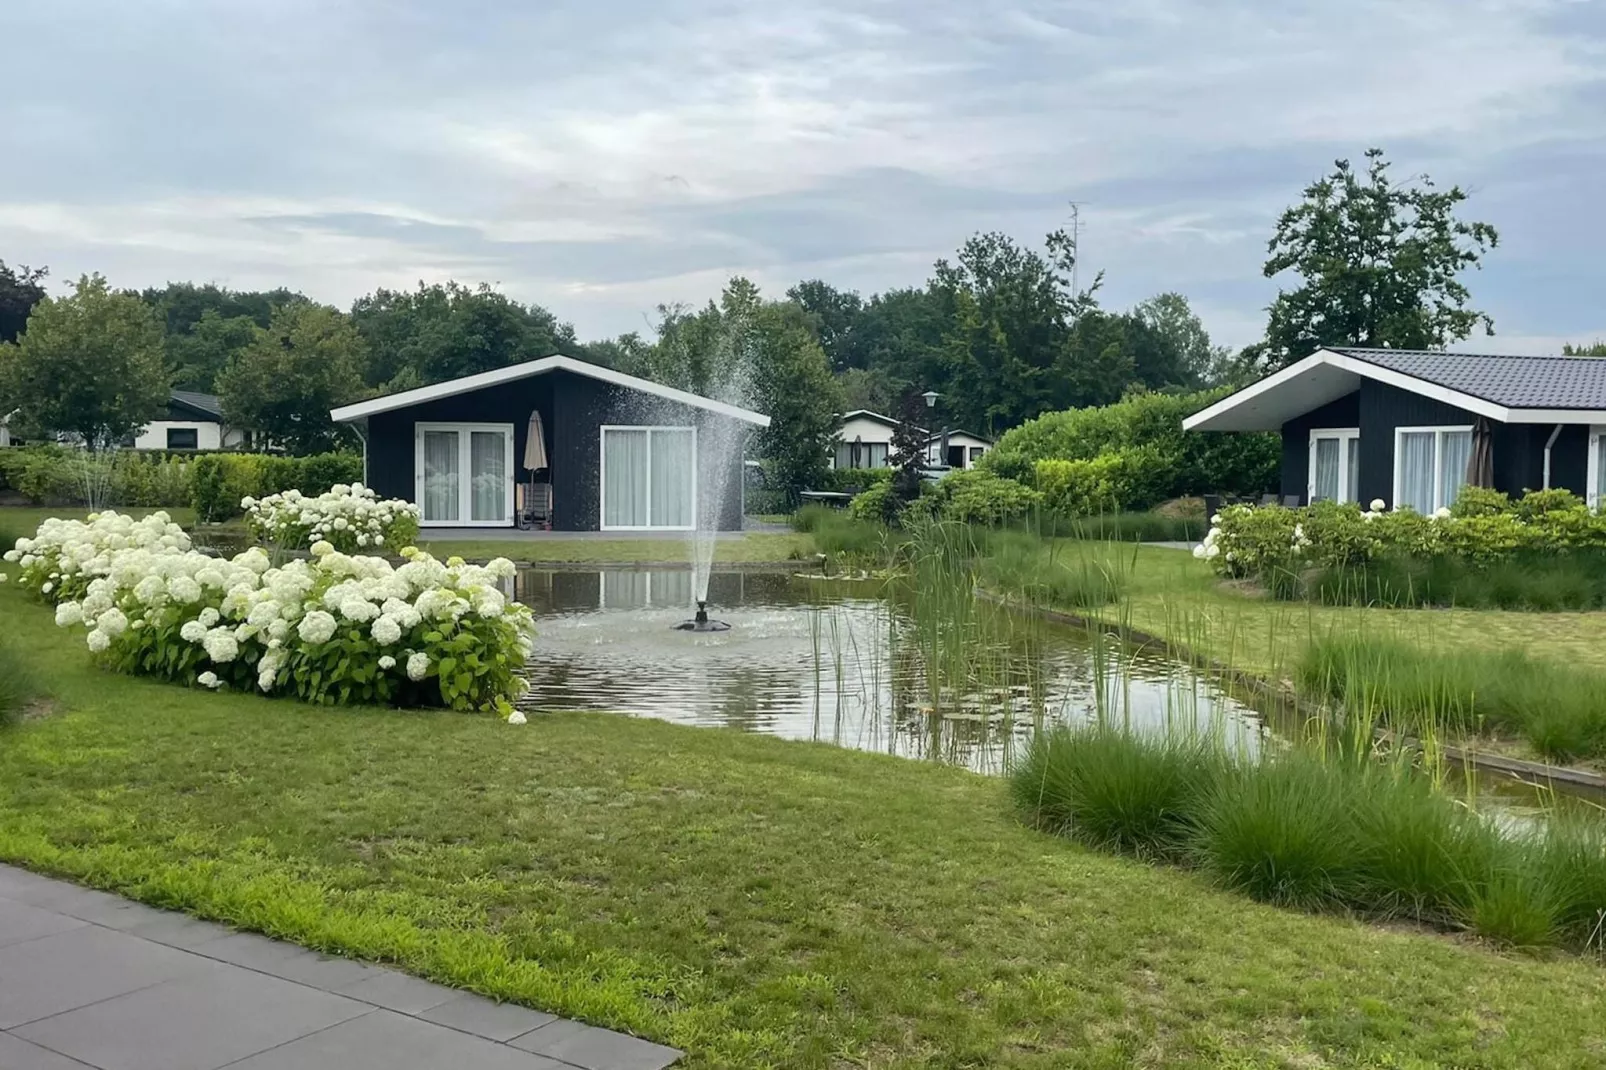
xmin=674 ymin=599 xmax=730 ymax=632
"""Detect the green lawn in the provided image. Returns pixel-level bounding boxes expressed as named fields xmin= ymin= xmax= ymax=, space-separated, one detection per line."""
xmin=416 ymin=532 xmax=815 ymax=565
xmin=1093 ymin=545 xmax=1606 ymax=680
xmin=2 ymin=579 xmax=1605 ymax=1068
xmin=0 ymin=503 xmax=198 ymax=536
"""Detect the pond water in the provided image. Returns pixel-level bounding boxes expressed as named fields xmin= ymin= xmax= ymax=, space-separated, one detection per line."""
xmin=513 ymin=567 xmax=1266 ymax=774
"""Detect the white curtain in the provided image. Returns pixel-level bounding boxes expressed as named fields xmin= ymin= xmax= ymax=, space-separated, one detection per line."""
xmin=835 ymin=443 xmax=853 ymax=469
xmin=867 ymin=443 xmax=889 ymax=468
xmin=604 ymin=429 xmax=650 ymax=527
xmin=1346 ymin=437 xmax=1360 ymax=502
xmin=1438 ymin=430 xmax=1473 ymax=509
xmin=650 ymin=429 xmax=695 ymax=528
xmin=1313 ymin=438 xmax=1340 ymax=501
xmin=422 ymin=430 xmax=460 ymax=522
xmin=1398 ymin=431 xmax=1436 ymax=513
xmin=1597 ymin=437 xmax=1606 ymax=506
xmin=470 ymin=430 xmax=507 ymax=522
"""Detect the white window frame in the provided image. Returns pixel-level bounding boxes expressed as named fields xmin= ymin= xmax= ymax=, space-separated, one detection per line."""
xmin=1307 ymin=427 xmax=1360 ymax=504
xmin=413 ymin=421 xmax=516 ymax=528
xmin=1392 ymin=424 xmax=1473 ymax=514
xmin=599 ymin=424 xmax=699 ymax=532
xmin=1588 ymin=425 xmax=1606 ymax=511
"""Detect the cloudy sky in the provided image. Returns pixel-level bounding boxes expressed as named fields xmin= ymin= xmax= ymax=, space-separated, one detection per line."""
xmin=2 ymin=0 xmax=1603 ymax=352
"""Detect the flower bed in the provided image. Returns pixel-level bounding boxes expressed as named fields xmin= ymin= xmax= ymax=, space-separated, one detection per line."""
xmin=1196 ymin=489 xmax=1606 ymax=580
xmin=7 ymin=512 xmax=532 ymax=715
xmin=245 ymin=483 xmax=420 ymax=553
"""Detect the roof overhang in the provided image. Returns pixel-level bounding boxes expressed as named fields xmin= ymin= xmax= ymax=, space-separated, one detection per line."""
xmin=840 ymin=409 xmax=901 ymax=427
xmin=331 ymin=354 xmax=771 ymax=428
xmin=1183 ymin=348 xmax=1606 ymax=431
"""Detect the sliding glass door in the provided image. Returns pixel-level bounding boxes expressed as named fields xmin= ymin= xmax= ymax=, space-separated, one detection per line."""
xmin=415 ymin=423 xmax=514 ymax=526
xmin=601 ymin=426 xmax=696 ymax=530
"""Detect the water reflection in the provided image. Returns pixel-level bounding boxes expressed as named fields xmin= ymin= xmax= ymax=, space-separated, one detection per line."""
xmin=513 ymin=567 xmax=1265 ymax=774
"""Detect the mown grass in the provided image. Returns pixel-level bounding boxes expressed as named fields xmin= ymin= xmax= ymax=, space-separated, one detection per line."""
xmin=1298 ymin=633 xmax=1606 ymax=763
xmin=0 ymin=503 xmax=199 ymax=533
xmin=1012 ymin=726 xmax=1606 ymax=953
xmin=5 ymin=580 xmax=1606 ymax=1066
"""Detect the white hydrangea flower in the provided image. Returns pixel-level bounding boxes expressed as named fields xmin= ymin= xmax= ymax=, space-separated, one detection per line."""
xmin=339 ymin=598 xmax=380 ymax=622
xmin=86 ymin=629 xmax=111 ymax=653
xmin=203 ymin=630 xmax=240 ymax=663
xmin=169 ymin=576 xmax=202 ymax=604
xmin=197 ymin=671 xmax=221 ymax=689
xmin=371 ymin=615 xmax=403 ymax=645
xmin=180 ymin=620 xmax=208 ymax=643
xmin=97 ymin=607 xmax=129 ymax=636
xmin=1433 ymin=506 xmax=1451 ymax=520
xmin=55 ymin=602 xmax=84 ymax=627
xmin=378 ymin=654 xmax=396 ymax=670
xmin=198 ymin=607 xmax=220 ymax=627
xmin=508 ymin=710 xmax=527 ymax=725
xmin=298 ymin=610 xmax=339 ymax=645
xmin=406 ymin=652 xmax=430 ymax=681
xmin=1369 ymin=498 xmax=1386 ymax=512
xmin=311 ymin=540 xmax=334 ymax=557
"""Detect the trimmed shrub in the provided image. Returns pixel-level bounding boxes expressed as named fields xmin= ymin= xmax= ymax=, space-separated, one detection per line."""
xmin=985 ymin=388 xmax=1279 ymax=508
xmin=0 ymin=446 xmax=192 ymax=508
xmin=191 ymin=452 xmax=364 ymax=522
xmin=917 ymin=469 xmax=1042 ymax=526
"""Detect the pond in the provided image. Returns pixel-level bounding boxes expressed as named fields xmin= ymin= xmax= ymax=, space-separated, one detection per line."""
xmin=513 ymin=567 xmax=1267 ymax=774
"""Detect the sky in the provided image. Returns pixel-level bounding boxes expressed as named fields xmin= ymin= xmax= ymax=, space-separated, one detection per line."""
xmin=2 ymin=0 xmax=1604 ymax=353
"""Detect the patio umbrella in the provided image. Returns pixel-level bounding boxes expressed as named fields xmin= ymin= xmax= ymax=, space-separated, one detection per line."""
xmin=523 ymin=410 xmax=548 ymax=472
xmin=1465 ymin=416 xmax=1494 ymax=489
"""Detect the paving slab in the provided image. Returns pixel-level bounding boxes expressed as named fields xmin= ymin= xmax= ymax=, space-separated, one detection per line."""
xmin=225 ymin=1008 xmax=572 ymax=1070
xmin=13 ymin=964 xmax=369 ymax=1070
xmin=0 ymin=863 xmax=681 ymax=1069
xmin=511 ymin=1019 xmax=683 ymax=1070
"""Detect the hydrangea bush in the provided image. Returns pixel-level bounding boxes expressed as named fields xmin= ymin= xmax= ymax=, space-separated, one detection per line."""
xmin=7 ymin=513 xmax=532 ymax=715
xmin=4 ymin=512 xmax=190 ymax=604
xmin=245 ymin=484 xmax=420 ymax=554
xmin=1196 ymin=489 xmax=1606 ymax=579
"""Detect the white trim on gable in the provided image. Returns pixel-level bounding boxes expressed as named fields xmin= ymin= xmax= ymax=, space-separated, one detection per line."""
xmin=331 ymin=354 xmax=771 ymax=428
xmin=1183 ymin=349 xmax=1606 ymax=432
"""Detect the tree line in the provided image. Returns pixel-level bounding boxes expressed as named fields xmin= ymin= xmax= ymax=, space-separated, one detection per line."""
xmin=3 ymin=147 xmax=1587 ymax=501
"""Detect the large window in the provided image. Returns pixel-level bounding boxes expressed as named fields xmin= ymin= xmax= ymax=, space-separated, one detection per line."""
xmin=1589 ymin=426 xmax=1606 ymax=511
xmin=166 ymin=427 xmax=199 ymax=450
xmin=601 ymin=426 xmax=696 ymax=530
xmin=834 ymin=440 xmax=889 ymax=469
xmin=414 ymin=423 xmax=514 ymax=526
xmin=1393 ymin=426 xmax=1472 ymax=514
xmin=1307 ymin=428 xmax=1359 ymax=503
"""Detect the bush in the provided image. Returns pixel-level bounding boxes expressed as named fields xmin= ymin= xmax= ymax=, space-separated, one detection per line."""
xmin=5 ymin=511 xmax=192 ymax=605
xmin=191 ymin=452 xmax=364 ymax=522
xmin=0 ymin=446 xmax=193 ymax=508
xmin=43 ymin=523 xmax=533 ymax=714
xmin=0 ymin=636 xmax=39 ymax=728
xmin=1303 ymin=550 xmax=1606 ymax=612
xmin=985 ymin=389 xmax=1280 ymax=508
xmin=1011 ymin=727 xmax=1224 ymax=859
xmin=813 ymin=466 xmax=895 ymax=495
xmin=245 ymin=484 xmax=420 ymax=553
xmin=1032 ymin=448 xmax=1168 ymax=517
xmin=848 ymin=483 xmax=899 ymax=525
xmin=918 ymin=469 xmax=1042 ymax=526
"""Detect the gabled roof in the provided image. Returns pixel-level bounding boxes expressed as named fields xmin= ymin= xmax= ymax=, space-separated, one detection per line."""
xmin=840 ymin=409 xmax=902 ymax=428
xmin=330 ymin=354 xmax=771 ymax=427
xmin=926 ymin=429 xmax=992 ymax=446
xmin=1183 ymin=347 xmax=1606 ymax=432
xmin=169 ymin=390 xmax=224 ymax=421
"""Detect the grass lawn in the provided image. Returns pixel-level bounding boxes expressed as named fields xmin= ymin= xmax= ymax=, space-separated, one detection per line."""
xmin=1095 ymin=545 xmax=1606 ymax=681
xmin=416 ymin=532 xmax=815 ymax=565
xmin=2 ymin=580 xmax=1605 ymax=1068
xmin=0 ymin=503 xmax=198 ymax=536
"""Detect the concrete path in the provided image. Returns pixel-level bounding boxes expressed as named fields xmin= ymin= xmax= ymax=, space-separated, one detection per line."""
xmin=0 ymin=864 xmax=681 ymax=1070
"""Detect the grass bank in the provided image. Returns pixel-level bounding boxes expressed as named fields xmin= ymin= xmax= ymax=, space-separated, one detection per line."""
xmin=3 ymin=581 xmax=1606 ymax=1067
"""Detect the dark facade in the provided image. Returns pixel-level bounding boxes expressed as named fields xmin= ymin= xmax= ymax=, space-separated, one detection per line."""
xmin=363 ymin=369 xmax=750 ymax=531
xmin=1278 ymin=379 xmax=1592 ymax=506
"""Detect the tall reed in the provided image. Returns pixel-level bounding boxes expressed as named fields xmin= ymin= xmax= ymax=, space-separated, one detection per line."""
xmin=0 ymin=635 xmax=40 ymax=728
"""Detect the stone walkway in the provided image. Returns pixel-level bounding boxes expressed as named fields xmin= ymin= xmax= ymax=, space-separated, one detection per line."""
xmin=0 ymin=865 xmax=681 ymax=1070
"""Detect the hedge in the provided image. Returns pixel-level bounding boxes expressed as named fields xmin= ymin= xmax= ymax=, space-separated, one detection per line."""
xmin=190 ymin=453 xmax=365 ymax=522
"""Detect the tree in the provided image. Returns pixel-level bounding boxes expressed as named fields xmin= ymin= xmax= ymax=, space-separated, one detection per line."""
xmin=217 ymin=303 xmax=366 ymax=455
xmin=1258 ymin=148 xmax=1499 ymax=369
xmin=887 ymin=392 xmax=930 ymax=508
xmin=0 ymin=274 xmax=167 ymax=447
xmin=0 ymin=259 xmax=48 ymax=344
xmin=1132 ymin=292 xmax=1232 ymax=385
xmin=835 ymin=366 xmax=898 ymax=414
xmin=350 ymin=281 xmax=580 ymax=389
xmin=787 ymin=280 xmax=866 ymax=371
xmin=1563 ymin=341 xmax=1606 ymax=357
xmin=141 ymin=282 xmax=303 ymax=392
xmin=748 ymin=300 xmax=842 ymax=504
xmin=165 ymin=309 xmax=260 ymax=392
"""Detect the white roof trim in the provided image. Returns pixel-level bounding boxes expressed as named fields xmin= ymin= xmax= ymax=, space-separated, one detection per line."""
xmin=331 ymin=354 xmax=771 ymax=427
xmin=840 ymin=409 xmax=902 ymax=427
xmin=1184 ymin=349 xmax=1531 ymax=432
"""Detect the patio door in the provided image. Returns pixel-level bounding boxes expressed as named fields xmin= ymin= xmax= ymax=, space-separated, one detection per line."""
xmin=415 ymin=423 xmax=514 ymax=526
xmin=601 ymin=426 xmax=696 ymax=530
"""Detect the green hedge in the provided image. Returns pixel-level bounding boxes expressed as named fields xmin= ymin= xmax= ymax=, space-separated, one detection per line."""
xmin=190 ymin=453 xmax=364 ymax=522
xmin=0 ymin=446 xmax=190 ymax=507
xmin=986 ymin=389 xmax=1278 ymax=511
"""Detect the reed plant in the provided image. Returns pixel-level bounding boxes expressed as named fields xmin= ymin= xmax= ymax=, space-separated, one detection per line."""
xmin=0 ymin=635 xmax=40 ymax=728
xmin=1298 ymin=550 xmax=1606 ymax=611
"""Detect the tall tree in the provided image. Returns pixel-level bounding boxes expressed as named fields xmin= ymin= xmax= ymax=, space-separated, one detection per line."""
xmin=141 ymin=282 xmax=302 ymax=392
xmin=1257 ymin=148 xmax=1499 ymax=369
xmin=165 ymin=309 xmax=260 ymax=392
xmin=217 ymin=303 xmax=366 ymax=455
xmin=0 ymin=274 xmax=167 ymax=447
xmin=351 ymin=281 xmax=580 ymax=389
xmin=0 ymin=259 xmax=49 ymax=345
xmin=787 ymin=280 xmax=866 ymax=371
xmin=1132 ymin=292 xmax=1231 ymax=386
xmin=1563 ymin=341 xmax=1606 ymax=357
